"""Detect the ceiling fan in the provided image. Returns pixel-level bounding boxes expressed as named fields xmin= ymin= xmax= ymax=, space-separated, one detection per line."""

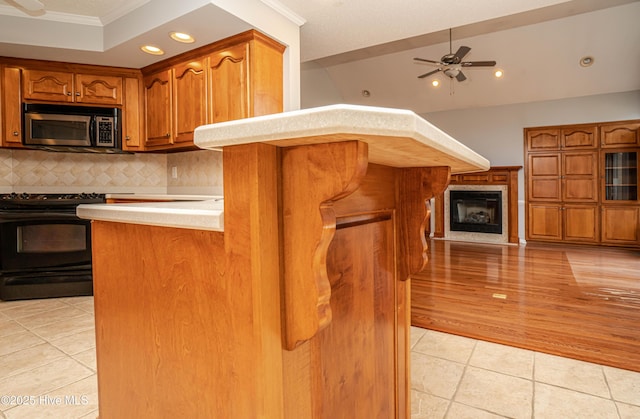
xmin=414 ymin=29 xmax=496 ymax=82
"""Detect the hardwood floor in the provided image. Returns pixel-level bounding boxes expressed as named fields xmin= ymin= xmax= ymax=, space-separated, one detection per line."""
xmin=411 ymin=240 xmax=640 ymax=372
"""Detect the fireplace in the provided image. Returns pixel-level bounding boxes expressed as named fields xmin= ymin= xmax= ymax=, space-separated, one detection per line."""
xmin=434 ymin=166 xmax=521 ymax=245
xmin=450 ymin=190 xmax=502 ymax=234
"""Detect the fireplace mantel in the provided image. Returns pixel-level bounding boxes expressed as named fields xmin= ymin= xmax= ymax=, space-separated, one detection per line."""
xmin=433 ymin=166 xmax=522 ymax=244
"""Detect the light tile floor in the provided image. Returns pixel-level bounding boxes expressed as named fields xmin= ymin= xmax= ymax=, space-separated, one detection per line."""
xmin=411 ymin=327 xmax=640 ymax=419
xmin=1 ymin=297 xmax=640 ymax=418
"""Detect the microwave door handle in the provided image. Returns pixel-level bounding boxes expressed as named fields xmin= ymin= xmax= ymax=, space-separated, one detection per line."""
xmin=89 ymin=116 xmax=96 ymax=146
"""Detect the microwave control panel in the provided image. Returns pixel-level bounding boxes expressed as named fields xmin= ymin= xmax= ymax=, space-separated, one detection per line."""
xmin=95 ymin=116 xmax=115 ymax=147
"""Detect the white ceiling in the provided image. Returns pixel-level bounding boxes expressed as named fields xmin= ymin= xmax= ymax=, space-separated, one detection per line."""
xmin=0 ymin=0 xmax=638 ymax=114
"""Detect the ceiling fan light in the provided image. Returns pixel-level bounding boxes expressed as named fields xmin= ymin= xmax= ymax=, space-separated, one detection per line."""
xmin=431 ymin=80 xmax=440 ymax=87
xmin=443 ymin=68 xmax=459 ymax=78
xmin=494 ymin=69 xmax=504 ymax=78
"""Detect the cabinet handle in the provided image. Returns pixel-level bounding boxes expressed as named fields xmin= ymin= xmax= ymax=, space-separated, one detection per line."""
xmin=12 ymin=131 xmax=19 ymax=136
xmin=165 ymin=133 xmax=170 ymax=138
xmin=125 ymin=135 xmax=131 ymax=140
xmin=76 ymin=92 xmax=80 ymax=96
xmin=66 ymin=92 xmax=72 ymax=96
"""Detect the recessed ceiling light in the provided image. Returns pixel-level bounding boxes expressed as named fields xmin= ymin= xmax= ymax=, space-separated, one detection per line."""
xmin=170 ymin=32 xmax=195 ymax=43
xmin=494 ymin=69 xmax=504 ymax=78
xmin=361 ymin=89 xmax=371 ymax=97
xmin=580 ymin=56 xmax=594 ymax=67
xmin=140 ymin=45 xmax=164 ymax=55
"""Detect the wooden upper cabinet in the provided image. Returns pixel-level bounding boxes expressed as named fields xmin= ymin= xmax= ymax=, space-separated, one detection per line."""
xmin=600 ymin=122 xmax=640 ymax=147
xmin=526 ymin=129 xmax=560 ymax=151
xmin=75 ymin=74 xmax=123 ymax=105
xmin=208 ymin=43 xmax=249 ymax=124
xmin=22 ymin=69 xmax=74 ymax=102
xmin=173 ymin=59 xmax=207 ymax=144
xmin=23 ymin=69 xmax=123 ymax=105
xmin=138 ymin=30 xmax=284 ymax=151
xmin=122 ymin=77 xmax=143 ymax=151
xmin=562 ymin=126 xmax=597 ymax=149
xmin=143 ymin=70 xmax=173 ymax=148
xmin=2 ymin=66 xmax=23 ymax=147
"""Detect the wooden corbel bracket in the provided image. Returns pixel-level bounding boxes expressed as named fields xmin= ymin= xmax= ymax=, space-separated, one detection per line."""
xmin=281 ymin=140 xmax=368 ymax=350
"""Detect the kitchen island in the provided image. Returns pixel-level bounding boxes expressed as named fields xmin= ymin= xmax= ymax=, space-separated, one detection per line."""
xmin=78 ymin=104 xmax=489 ymax=418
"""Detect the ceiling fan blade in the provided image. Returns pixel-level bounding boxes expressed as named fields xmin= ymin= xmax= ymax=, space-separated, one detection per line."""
xmin=414 ymin=57 xmax=442 ymax=65
xmin=13 ymin=0 xmax=44 ymax=11
xmin=452 ymin=46 xmax=471 ymax=63
xmin=455 ymin=71 xmax=467 ymax=82
xmin=417 ymin=68 xmax=442 ymax=79
xmin=462 ymin=61 xmax=497 ymax=67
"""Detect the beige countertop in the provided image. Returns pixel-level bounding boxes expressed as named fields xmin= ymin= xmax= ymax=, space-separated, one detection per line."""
xmin=194 ymin=103 xmax=490 ymax=174
xmin=79 ymin=104 xmax=490 ymax=231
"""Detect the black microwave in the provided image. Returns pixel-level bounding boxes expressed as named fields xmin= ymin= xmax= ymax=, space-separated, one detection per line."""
xmin=22 ymin=103 xmax=123 ymax=153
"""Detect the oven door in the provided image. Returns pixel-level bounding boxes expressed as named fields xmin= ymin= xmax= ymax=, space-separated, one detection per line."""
xmin=0 ymin=210 xmax=92 ymax=272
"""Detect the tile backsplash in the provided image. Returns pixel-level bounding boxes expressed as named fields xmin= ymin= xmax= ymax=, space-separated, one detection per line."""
xmin=0 ymin=148 xmax=223 ymax=195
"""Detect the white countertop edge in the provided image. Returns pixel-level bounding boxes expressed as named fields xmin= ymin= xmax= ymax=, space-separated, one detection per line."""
xmin=105 ymin=193 xmax=223 ymax=201
xmin=194 ymin=104 xmax=489 ymax=170
xmin=77 ymin=200 xmax=224 ymax=232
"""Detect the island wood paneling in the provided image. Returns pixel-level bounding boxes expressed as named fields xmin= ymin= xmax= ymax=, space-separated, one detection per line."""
xmin=411 ymin=240 xmax=640 ymax=372
xmin=91 ymin=140 xmax=453 ymax=418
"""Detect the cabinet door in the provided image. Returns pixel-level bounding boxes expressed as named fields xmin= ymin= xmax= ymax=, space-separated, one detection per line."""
xmin=144 ymin=70 xmax=173 ymax=147
xmin=75 ymin=74 xmax=123 ymax=105
xmin=562 ymin=126 xmax=597 ymax=149
xmin=208 ymin=43 xmax=249 ymax=123
xmin=601 ymin=206 xmax=640 ymax=245
xmin=2 ymin=67 xmax=23 ymax=147
xmin=526 ymin=129 xmax=560 ymax=151
xmin=22 ymin=69 xmax=74 ymax=102
xmin=600 ymin=122 xmax=640 ymax=148
xmin=123 ymin=77 xmax=143 ymax=150
xmin=173 ymin=60 xmax=207 ymax=144
xmin=527 ymin=203 xmax=562 ymax=241
xmin=527 ymin=154 xmax=561 ymax=201
xmin=602 ymin=150 xmax=638 ymax=202
xmin=564 ymin=204 xmax=599 ymax=243
xmin=562 ymin=152 xmax=598 ymax=202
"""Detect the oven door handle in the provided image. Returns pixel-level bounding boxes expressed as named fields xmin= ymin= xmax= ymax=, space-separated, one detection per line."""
xmin=0 ymin=210 xmax=80 ymax=222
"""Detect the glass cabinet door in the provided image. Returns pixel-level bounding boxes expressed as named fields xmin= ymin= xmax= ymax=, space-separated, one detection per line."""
xmin=603 ymin=151 xmax=638 ymax=201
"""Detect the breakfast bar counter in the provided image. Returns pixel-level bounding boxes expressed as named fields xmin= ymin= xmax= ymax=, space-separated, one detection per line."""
xmin=81 ymin=104 xmax=488 ymax=418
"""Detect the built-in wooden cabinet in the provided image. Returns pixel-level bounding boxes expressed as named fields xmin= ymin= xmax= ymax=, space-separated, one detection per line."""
xmin=525 ymin=120 xmax=640 ymax=247
xmin=143 ymin=69 xmax=173 ymax=148
xmin=143 ymin=59 xmax=207 ymax=149
xmin=0 ymin=30 xmax=282 ymax=152
xmin=600 ymin=122 xmax=640 ymax=147
xmin=22 ymin=69 xmax=123 ymax=105
xmin=122 ymin=77 xmax=144 ymax=151
xmin=0 ymin=58 xmax=141 ymax=149
xmin=1 ymin=66 xmax=23 ymax=148
xmin=208 ymin=43 xmax=249 ymax=124
xmin=141 ymin=30 xmax=284 ymax=151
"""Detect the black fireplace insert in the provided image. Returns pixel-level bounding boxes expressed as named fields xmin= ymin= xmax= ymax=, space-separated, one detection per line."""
xmin=450 ymin=190 xmax=502 ymax=234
